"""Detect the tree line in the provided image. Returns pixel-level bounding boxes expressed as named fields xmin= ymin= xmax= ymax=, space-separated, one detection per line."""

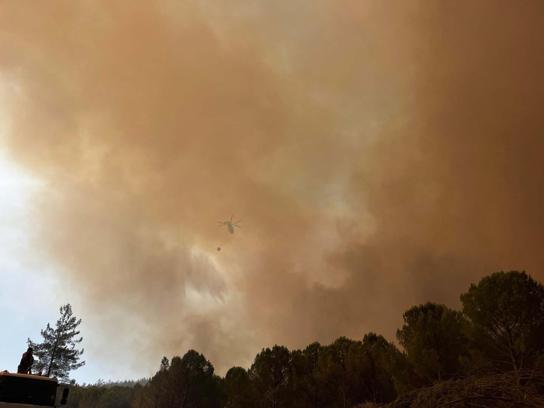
xmin=67 ymin=270 xmax=544 ymax=407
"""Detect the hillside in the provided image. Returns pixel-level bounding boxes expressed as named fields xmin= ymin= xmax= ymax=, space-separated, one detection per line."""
xmin=359 ymin=370 xmax=544 ymax=408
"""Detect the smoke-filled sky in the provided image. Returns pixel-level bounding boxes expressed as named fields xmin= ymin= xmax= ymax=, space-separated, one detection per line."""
xmin=1 ymin=1 xmax=543 ymax=383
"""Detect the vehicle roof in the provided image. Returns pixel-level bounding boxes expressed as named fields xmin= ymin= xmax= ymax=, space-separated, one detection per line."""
xmin=0 ymin=403 xmax=48 ymax=408
xmin=0 ymin=372 xmax=57 ymax=383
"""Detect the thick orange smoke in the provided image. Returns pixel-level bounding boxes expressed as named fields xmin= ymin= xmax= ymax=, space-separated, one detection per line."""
xmin=1 ymin=1 xmax=543 ymax=376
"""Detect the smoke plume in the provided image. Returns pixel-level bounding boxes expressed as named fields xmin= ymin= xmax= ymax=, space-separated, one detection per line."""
xmin=1 ymin=1 xmax=543 ymax=376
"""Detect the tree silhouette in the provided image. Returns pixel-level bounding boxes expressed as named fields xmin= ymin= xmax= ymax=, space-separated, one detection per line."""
xmin=461 ymin=271 xmax=544 ymax=378
xmin=249 ymin=345 xmax=292 ymax=408
xmin=139 ymin=350 xmax=223 ymax=408
xmin=397 ymin=303 xmax=469 ymax=383
xmin=360 ymin=333 xmax=413 ymax=402
xmin=224 ymin=367 xmax=256 ymax=408
xmin=63 ymin=271 xmax=544 ymax=407
xmin=317 ymin=337 xmax=365 ymax=408
xmin=28 ymin=304 xmax=85 ymax=382
xmin=290 ymin=342 xmax=323 ymax=407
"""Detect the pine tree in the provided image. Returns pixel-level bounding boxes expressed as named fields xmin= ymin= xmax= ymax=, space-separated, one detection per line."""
xmin=28 ymin=304 xmax=85 ymax=382
xmin=160 ymin=356 xmax=170 ymax=372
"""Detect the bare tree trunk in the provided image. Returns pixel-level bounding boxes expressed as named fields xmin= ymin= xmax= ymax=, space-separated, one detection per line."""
xmin=47 ymin=333 xmax=60 ymax=377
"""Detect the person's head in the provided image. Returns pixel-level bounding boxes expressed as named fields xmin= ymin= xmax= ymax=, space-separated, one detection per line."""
xmin=27 ymin=347 xmax=33 ymax=353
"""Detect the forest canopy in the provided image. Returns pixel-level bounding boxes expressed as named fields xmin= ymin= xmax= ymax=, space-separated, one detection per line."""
xmin=67 ymin=271 xmax=544 ymax=408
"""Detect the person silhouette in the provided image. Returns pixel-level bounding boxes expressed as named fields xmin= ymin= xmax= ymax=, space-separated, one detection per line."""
xmin=17 ymin=347 xmax=34 ymax=374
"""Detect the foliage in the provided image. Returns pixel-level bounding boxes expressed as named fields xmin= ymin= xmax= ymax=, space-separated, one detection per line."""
xmin=67 ymin=384 xmax=137 ymax=408
xmin=249 ymin=345 xmax=292 ymax=408
xmin=289 ymin=342 xmax=324 ymax=407
xmin=360 ymin=333 xmax=415 ymax=399
xmin=64 ymin=271 xmax=544 ymax=408
xmin=28 ymin=304 xmax=85 ymax=382
xmin=461 ymin=271 xmax=544 ymax=376
xmin=397 ymin=303 xmax=469 ymax=383
xmin=132 ymin=350 xmax=223 ymax=408
xmin=224 ymin=367 xmax=257 ymax=408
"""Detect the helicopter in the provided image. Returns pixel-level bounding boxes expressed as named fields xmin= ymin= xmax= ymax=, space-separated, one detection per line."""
xmin=218 ymin=215 xmax=241 ymax=234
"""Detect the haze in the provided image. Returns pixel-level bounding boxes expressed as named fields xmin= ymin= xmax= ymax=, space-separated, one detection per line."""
xmin=0 ymin=1 xmax=543 ymax=382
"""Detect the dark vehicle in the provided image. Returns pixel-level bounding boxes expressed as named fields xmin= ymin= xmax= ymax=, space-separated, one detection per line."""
xmin=0 ymin=372 xmax=69 ymax=408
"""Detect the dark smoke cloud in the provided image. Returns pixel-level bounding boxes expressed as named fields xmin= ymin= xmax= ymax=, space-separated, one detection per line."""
xmin=1 ymin=1 xmax=543 ymax=376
